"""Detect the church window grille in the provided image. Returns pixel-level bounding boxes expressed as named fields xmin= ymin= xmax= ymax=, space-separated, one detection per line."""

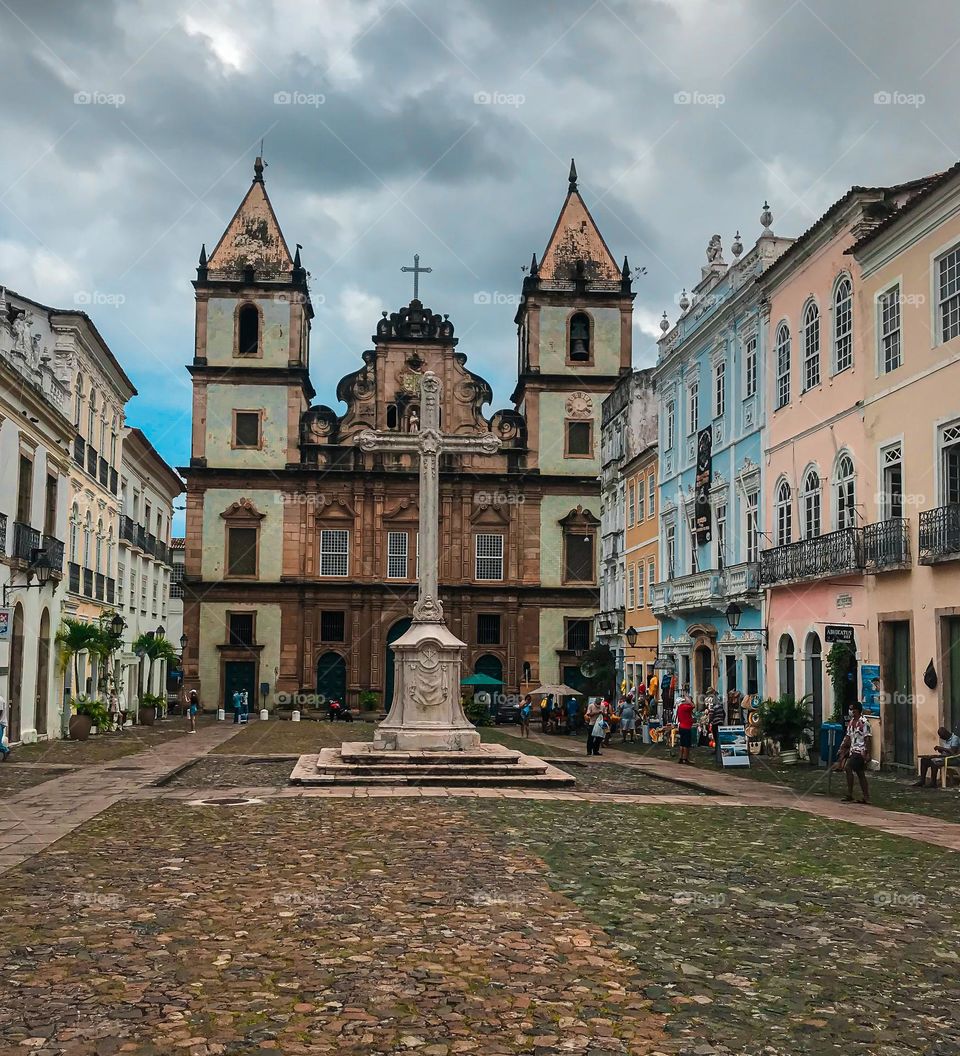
xmin=475 ymin=533 xmax=503 ymax=581
xmin=565 ymin=619 xmax=591 ymax=652
xmin=477 ymin=613 xmax=501 ymax=645
xmin=320 ymin=610 xmax=345 ymax=642
xmin=387 ymin=531 xmax=409 ymax=579
xmin=226 ymin=526 xmax=258 ymax=577
xmin=237 ymin=303 xmax=260 ymax=357
xmin=319 ymin=529 xmax=349 ymax=577
xmin=228 ymin=612 xmax=255 ymax=646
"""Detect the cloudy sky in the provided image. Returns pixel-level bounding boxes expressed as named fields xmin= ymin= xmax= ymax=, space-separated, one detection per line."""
xmin=2 ymin=0 xmax=958 ymax=508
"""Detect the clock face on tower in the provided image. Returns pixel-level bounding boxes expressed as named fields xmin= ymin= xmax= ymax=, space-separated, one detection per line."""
xmin=565 ymin=391 xmax=594 ymax=419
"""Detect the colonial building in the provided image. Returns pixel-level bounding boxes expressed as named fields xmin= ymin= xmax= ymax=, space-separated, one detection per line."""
xmin=596 ymin=368 xmax=656 ymax=689
xmin=655 ymin=214 xmax=793 ymax=705
xmin=849 ymin=162 xmax=960 ymax=761
xmin=182 ymin=158 xmax=635 ymax=711
xmin=116 ymin=427 xmax=181 ymax=713
xmin=758 ymin=177 xmax=934 ymax=761
xmin=0 ymin=287 xmax=73 ymax=742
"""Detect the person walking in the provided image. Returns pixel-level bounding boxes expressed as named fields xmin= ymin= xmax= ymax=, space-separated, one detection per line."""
xmin=707 ymin=687 xmax=725 ymax=760
xmin=676 ymin=692 xmax=695 ymax=764
xmin=842 ymin=702 xmax=872 ymax=804
xmin=187 ymin=690 xmax=199 ymax=734
xmin=519 ymin=694 xmax=532 ymax=738
xmin=565 ymin=694 xmax=579 ymax=735
xmin=620 ymin=696 xmax=637 ymax=743
xmin=587 ymin=709 xmax=609 ymax=756
xmin=0 ymin=693 xmax=10 ymax=761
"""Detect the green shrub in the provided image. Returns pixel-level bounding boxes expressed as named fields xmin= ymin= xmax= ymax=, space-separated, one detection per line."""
xmin=359 ymin=690 xmax=380 ymax=712
xmin=757 ymin=694 xmax=813 ymax=751
xmin=72 ymin=696 xmax=110 ymax=729
xmin=464 ymin=695 xmax=491 ymax=727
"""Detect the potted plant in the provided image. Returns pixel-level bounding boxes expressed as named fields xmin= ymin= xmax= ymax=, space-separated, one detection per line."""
xmin=139 ymin=692 xmax=164 ymax=726
xmin=70 ymin=696 xmax=110 ymax=741
xmin=757 ymin=694 xmax=813 ymax=764
xmin=359 ymin=690 xmax=380 ymax=718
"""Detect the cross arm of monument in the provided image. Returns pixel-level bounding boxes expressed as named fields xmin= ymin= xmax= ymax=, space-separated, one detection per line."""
xmin=439 ymin=433 xmax=502 ymax=456
xmin=356 ymin=430 xmax=421 ymax=454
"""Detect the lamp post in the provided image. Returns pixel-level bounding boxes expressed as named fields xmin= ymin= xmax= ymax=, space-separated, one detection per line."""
xmin=625 ymin=626 xmax=638 ymax=648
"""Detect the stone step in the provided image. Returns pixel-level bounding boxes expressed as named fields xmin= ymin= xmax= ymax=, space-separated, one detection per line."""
xmin=314 ymin=762 xmax=550 ymax=777
xmin=336 ymin=745 xmax=523 ymax=766
xmin=293 ymin=770 xmax=575 ymax=789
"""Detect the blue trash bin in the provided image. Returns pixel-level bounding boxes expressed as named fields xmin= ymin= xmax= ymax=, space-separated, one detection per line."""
xmin=820 ymin=722 xmax=844 ymax=767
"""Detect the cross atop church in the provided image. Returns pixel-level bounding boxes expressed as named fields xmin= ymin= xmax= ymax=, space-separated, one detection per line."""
xmin=358 ymin=372 xmax=500 ymax=624
xmin=401 ymin=253 xmax=432 ymax=301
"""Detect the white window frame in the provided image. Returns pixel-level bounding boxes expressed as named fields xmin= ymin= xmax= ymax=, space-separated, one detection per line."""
xmin=687 ymin=380 xmax=699 ymax=435
xmin=775 ymin=480 xmax=792 ymax=547
xmin=637 ymin=563 xmax=645 ymax=608
xmin=879 ymin=441 xmax=903 ymax=521
xmin=744 ymin=334 xmax=757 ymax=398
xmin=387 ymin=530 xmax=409 ymax=579
xmin=715 ymin=500 xmax=727 ymax=568
xmin=647 ymin=472 xmax=655 ymax=518
xmin=938 ymin=420 xmax=960 ymax=506
xmin=833 ymin=275 xmax=853 ymax=374
xmin=627 ymin=483 xmax=635 ymax=528
xmin=775 ymin=322 xmax=791 ymax=409
xmin=320 ymin=528 xmax=350 ymax=577
xmin=637 ymin=475 xmax=645 ymax=523
xmin=627 ymin=564 xmax=636 ymax=609
xmin=802 ymin=469 xmax=821 ymax=539
xmin=937 ymin=242 xmax=960 ymax=345
xmin=665 ymin=520 xmax=676 ymax=578
xmin=802 ymin=300 xmax=821 ymax=392
xmin=475 ymin=533 xmax=504 ymax=581
xmin=714 ymin=360 xmax=726 ymax=419
xmin=834 ymin=452 xmax=857 ymax=530
xmin=666 ymin=400 xmax=676 ymax=451
xmin=744 ymin=490 xmax=759 ymax=563
xmin=877 ymin=281 xmax=902 ymax=375
xmin=647 ymin=558 xmax=655 ymax=601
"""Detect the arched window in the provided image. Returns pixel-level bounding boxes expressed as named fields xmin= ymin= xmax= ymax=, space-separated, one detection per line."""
xmin=386 ymin=404 xmax=398 ymax=429
xmin=237 ymin=303 xmax=260 ymax=357
xmin=835 ymin=453 xmax=857 ymax=529
xmin=802 ymin=301 xmax=820 ymax=391
xmin=110 ymin=416 xmax=118 ymax=464
xmin=69 ymin=503 xmax=79 ymax=562
xmin=778 ymin=634 xmax=796 ymax=698
xmin=568 ymin=312 xmax=591 ymax=362
xmin=74 ymin=376 xmax=84 ymax=428
xmin=834 ymin=276 xmax=853 ymax=373
xmin=87 ymin=390 xmax=97 ymax=444
xmin=775 ymin=480 xmax=792 ymax=547
xmin=95 ymin=517 xmax=103 ymax=573
xmin=775 ymin=323 xmax=791 ymax=408
xmin=99 ymin=410 xmax=107 ymax=452
xmin=802 ymin=470 xmax=821 ymax=539
xmin=83 ymin=511 xmax=92 ymax=567
xmin=106 ymin=527 xmax=114 ymax=574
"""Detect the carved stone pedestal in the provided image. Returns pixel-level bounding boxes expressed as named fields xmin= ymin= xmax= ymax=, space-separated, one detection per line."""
xmin=373 ymin=620 xmax=479 ymax=751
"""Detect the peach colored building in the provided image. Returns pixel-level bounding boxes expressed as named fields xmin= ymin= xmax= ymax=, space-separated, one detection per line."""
xmin=623 ymin=442 xmax=658 ymax=689
xmin=851 ymin=162 xmax=960 ymax=763
xmin=759 ymin=180 xmax=932 ymax=760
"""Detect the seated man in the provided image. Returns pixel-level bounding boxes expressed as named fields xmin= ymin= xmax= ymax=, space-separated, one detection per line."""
xmin=915 ymin=727 xmax=960 ymax=787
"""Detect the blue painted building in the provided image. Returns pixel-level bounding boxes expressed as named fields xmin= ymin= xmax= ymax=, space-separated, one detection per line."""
xmin=653 ymin=213 xmax=793 ymax=706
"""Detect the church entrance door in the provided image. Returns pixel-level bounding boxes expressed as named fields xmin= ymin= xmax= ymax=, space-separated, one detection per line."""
xmin=384 ymin=618 xmax=412 ymax=717
xmin=223 ymin=661 xmax=256 ymax=715
xmin=316 ymin=652 xmax=347 ymax=707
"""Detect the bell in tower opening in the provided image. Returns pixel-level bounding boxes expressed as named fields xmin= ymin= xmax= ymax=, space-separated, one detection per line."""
xmin=569 ymin=311 xmax=591 ymax=362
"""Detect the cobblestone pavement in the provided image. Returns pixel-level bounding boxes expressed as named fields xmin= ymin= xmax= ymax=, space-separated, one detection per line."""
xmin=0 ymin=799 xmax=672 ymax=1056
xmin=0 ymin=764 xmax=75 ymax=799
xmin=211 ymin=718 xmax=375 ymax=755
xmin=8 ymin=719 xmax=204 ymax=766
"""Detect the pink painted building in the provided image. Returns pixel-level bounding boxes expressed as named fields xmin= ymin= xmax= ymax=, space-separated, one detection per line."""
xmin=758 ymin=179 xmax=933 ymax=761
xmin=851 ymin=162 xmax=960 ymax=765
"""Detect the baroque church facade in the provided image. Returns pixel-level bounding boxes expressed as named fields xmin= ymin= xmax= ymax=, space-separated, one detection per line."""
xmin=182 ymin=159 xmax=635 ymax=711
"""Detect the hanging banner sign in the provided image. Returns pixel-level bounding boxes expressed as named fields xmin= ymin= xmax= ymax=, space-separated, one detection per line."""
xmin=825 ymin=625 xmax=855 ymax=644
xmin=0 ymin=607 xmax=10 ymax=643
xmin=694 ymin=426 xmax=713 ymax=544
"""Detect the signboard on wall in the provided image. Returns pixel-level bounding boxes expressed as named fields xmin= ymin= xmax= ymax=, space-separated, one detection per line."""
xmin=0 ymin=607 xmax=10 ymax=643
xmin=825 ymin=624 xmax=855 ymax=644
xmin=694 ymin=426 xmax=713 ymax=544
xmin=861 ymin=664 xmax=882 ymax=717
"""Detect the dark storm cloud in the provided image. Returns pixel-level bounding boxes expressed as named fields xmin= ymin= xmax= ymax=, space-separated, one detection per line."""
xmin=1 ymin=0 xmax=959 ymax=486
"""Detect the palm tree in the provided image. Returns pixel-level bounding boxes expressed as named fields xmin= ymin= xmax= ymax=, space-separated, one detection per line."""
xmin=55 ymin=618 xmax=102 ymax=701
xmin=132 ymin=632 xmax=179 ymax=703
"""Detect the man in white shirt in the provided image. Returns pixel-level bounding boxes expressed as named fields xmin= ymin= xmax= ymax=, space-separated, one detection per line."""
xmin=915 ymin=727 xmax=960 ymax=787
xmin=843 ymin=702 xmax=871 ymax=805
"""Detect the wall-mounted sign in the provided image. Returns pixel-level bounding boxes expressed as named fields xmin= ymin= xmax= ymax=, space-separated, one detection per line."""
xmin=0 ymin=608 xmax=10 ymax=643
xmin=861 ymin=664 xmax=881 ymax=717
xmin=836 ymin=593 xmax=853 ymax=609
xmin=694 ymin=426 xmax=713 ymax=544
xmin=825 ymin=624 xmax=855 ymax=645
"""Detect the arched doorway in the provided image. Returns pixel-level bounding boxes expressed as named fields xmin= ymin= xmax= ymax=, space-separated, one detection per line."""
xmin=8 ymin=603 xmax=24 ymax=742
xmin=316 ymin=652 xmax=347 ymax=706
xmin=805 ymin=632 xmax=823 ymax=736
xmin=829 ymin=637 xmax=858 ymax=720
xmin=778 ymin=634 xmax=796 ymax=699
xmin=693 ymin=643 xmax=713 ymax=702
xmin=384 ymin=618 xmax=411 ymax=717
xmin=474 ymin=654 xmax=503 ymax=684
xmin=35 ymin=609 xmax=51 ymax=737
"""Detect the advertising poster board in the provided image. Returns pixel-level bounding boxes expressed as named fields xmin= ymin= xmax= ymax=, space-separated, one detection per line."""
xmin=718 ymin=724 xmax=750 ymax=767
xmin=0 ymin=607 xmax=10 ymax=643
xmin=860 ymin=663 xmax=882 ymax=717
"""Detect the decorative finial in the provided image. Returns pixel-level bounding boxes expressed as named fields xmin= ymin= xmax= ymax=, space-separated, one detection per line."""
xmin=679 ymin=288 xmax=690 ymax=312
xmin=568 ymin=158 xmax=578 ymax=191
xmin=198 ymin=244 xmax=207 ymax=267
xmin=530 ymin=252 xmax=539 ymax=277
xmin=731 ymin=231 xmax=743 ymax=259
xmin=253 ymin=156 xmax=265 ymax=182
xmin=660 ymin=311 xmax=670 ymax=333
xmin=760 ymin=200 xmax=773 ymax=232
xmin=621 ymin=255 xmax=630 ymax=278
xmin=293 ymin=244 xmax=302 ymax=269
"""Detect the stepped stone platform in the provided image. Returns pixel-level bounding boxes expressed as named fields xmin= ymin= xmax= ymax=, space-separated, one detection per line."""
xmin=290 ymin=742 xmax=577 ymax=789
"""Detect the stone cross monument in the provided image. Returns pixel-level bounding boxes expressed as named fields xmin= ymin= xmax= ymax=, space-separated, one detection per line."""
xmin=357 ymin=371 xmax=501 ymax=749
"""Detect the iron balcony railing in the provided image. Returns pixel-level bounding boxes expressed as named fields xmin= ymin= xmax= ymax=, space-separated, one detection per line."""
xmin=120 ymin=515 xmax=136 ymax=544
xmin=760 ymin=527 xmax=862 ymax=585
xmin=862 ymin=517 xmax=910 ymax=571
xmin=135 ymin=524 xmax=148 ymax=551
xmin=83 ymin=568 xmax=94 ymax=597
xmin=94 ymin=573 xmax=105 ymax=601
xmin=109 ymin=468 xmax=119 ymax=495
xmin=98 ymin=457 xmax=109 ymax=487
xmin=145 ymin=533 xmax=157 ymax=556
xmin=919 ymin=504 xmax=960 ymax=563
xmin=106 ymin=577 xmax=115 ymax=604
xmin=68 ymin=561 xmax=80 ymax=594
xmin=42 ymin=534 xmax=65 ymax=573
xmin=86 ymin=445 xmax=97 ymax=477
xmin=73 ymin=436 xmax=85 ymax=467
xmin=11 ymin=521 xmax=41 ymax=562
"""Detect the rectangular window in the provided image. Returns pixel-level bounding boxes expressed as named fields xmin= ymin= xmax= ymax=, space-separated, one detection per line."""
xmin=566 ymin=420 xmax=592 ymax=457
xmin=117 ymin=563 xmax=125 ymax=605
xmin=320 ymin=610 xmax=345 ymax=642
xmin=714 ymin=361 xmax=725 ymax=418
xmin=746 ymin=654 xmax=759 ymax=696
xmin=688 ymin=513 xmax=699 ymax=572
xmin=566 ymin=618 xmax=591 ymax=652
xmin=879 ymin=286 xmax=902 ymax=373
xmin=226 ymin=526 xmax=257 ymax=577
xmin=938 ymin=244 xmax=960 ymax=343
xmin=666 ymin=401 xmax=675 ymax=450
xmin=627 ymin=565 xmax=636 ymax=609
xmin=881 ymin=443 xmax=903 ymax=520
xmin=387 ymin=530 xmax=409 ymax=579
xmin=744 ymin=335 xmax=757 ymax=397
xmin=475 ymin=533 xmax=504 ymax=580
xmin=17 ymin=454 xmax=33 ymax=524
xmin=648 ymin=472 xmax=655 ymax=517
xmin=564 ymin=533 xmax=594 ymax=582
xmin=477 ymin=613 xmax=501 ymax=645
xmin=319 ymin=529 xmax=349 ymax=576
xmin=233 ymin=410 xmax=261 ymax=449
xmin=627 ymin=483 xmax=635 ymax=527
xmin=648 ymin=558 xmax=655 ymax=601
xmin=228 ymin=612 xmax=255 ymax=646
xmin=666 ymin=522 xmax=676 ymax=576
xmin=688 ymin=381 xmax=699 ymax=434
xmin=942 ymin=424 xmax=960 ymax=506
xmin=636 ymin=564 xmax=645 ymax=608
xmin=44 ymin=474 xmax=58 ymax=536
xmin=637 ymin=475 xmax=645 ymax=523
xmin=716 ymin=502 xmax=727 ymax=569
xmin=745 ymin=492 xmax=759 ymax=563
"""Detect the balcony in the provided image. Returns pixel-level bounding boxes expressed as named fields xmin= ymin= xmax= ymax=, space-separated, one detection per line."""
xmin=11 ymin=521 xmax=41 ymax=562
xmin=109 ymin=468 xmax=119 ymax=495
xmin=135 ymin=524 xmax=148 ymax=551
xmin=652 ymin=562 xmax=760 ymax=616
xmin=86 ymin=444 xmax=97 ymax=477
xmin=83 ymin=568 xmax=94 ymax=597
xmin=106 ymin=577 xmax=115 ymax=604
xmin=42 ymin=534 xmax=65 ymax=574
xmin=863 ymin=518 xmax=910 ymax=572
xmin=68 ymin=561 xmax=80 ymax=594
xmin=919 ymin=504 xmax=960 ymax=564
xmin=761 ymin=528 xmax=862 ymax=585
xmin=98 ymin=457 xmax=109 ymax=487
xmin=73 ymin=436 xmax=85 ymax=467
xmin=95 ymin=573 xmax=105 ymax=601
xmin=595 ymin=610 xmax=624 ymax=637
xmin=145 ymin=533 xmax=157 ymax=557
xmin=120 ymin=515 xmax=136 ymax=545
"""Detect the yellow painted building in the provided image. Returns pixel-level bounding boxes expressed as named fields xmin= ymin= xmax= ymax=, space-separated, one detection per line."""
xmin=623 ymin=444 xmax=658 ymax=690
